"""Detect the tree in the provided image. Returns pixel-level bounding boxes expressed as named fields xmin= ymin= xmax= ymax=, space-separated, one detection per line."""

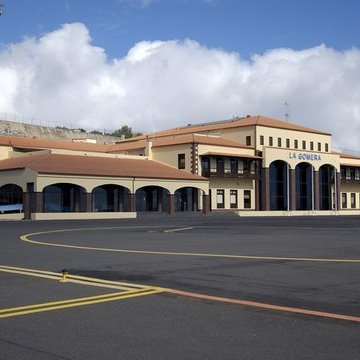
xmin=111 ymin=125 xmax=142 ymax=139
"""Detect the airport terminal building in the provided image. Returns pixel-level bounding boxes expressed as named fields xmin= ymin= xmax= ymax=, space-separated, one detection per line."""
xmin=1 ymin=115 xmax=360 ymax=220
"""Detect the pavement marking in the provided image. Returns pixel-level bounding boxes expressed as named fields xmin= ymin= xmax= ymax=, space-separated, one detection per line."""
xmin=20 ymin=230 xmax=360 ymax=264
xmin=166 ymin=289 xmax=360 ymax=323
xmin=0 ymin=265 xmax=149 ymax=290
xmin=0 ymin=265 xmax=165 ymax=318
xmin=0 ymin=288 xmax=163 ymax=319
xmin=1 ymin=265 xmax=359 ymax=323
xmin=164 ymin=227 xmax=194 ymax=233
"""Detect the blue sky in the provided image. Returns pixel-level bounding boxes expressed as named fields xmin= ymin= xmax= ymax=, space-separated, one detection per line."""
xmin=0 ymin=0 xmax=360 ymax=151
xmin=1 ymin=0 xmax=360 ymax=60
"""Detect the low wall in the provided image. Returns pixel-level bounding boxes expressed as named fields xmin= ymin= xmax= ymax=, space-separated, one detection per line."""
xmin=0 ymin=213 xmax=24 ymax=221
xmin=236 ymin=210 xmax=360 ymax=217
xmin=31 ymin=212 xmax=137 ymax=221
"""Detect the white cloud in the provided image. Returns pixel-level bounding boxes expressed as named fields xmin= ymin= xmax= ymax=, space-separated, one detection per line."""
xmin=0 ymin=23 xmax=360 ymax=150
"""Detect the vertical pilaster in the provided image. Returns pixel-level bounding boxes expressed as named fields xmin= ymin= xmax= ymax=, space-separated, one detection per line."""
xmin=313 ymin=170 xmax=319 ymax=210
xmin=202 ymin=194 xmax=210 ymax=214
xmin=85 ymin=193 xmax=92 ymax=212
xmin=129 ymin=193 xmax=136 ymax=212
xmin=23 ymin=191 xmax=30 ymax=219
xmin=118 ymin=188 xmax=124 ymax=212
xmin=168 ymin=194 xmax=175 ymax=215
xmin=74 ymin=189 xmax=81 ymax=212
xmin=157 ymin=189 xmax=163 ymax=212
xmin=336 ymin=172 xmax=341 ymax=211
xmin=289 ymin=169 xmax=296 ymax=210
xmin=261 ymin=167 xmax=270 ymax=211
xmin=35 ymin=192 xmax=43 ymax=213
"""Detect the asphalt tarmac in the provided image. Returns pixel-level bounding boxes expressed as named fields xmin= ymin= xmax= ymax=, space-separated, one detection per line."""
xmin=0 ymin=215 xmax=359 ymax=359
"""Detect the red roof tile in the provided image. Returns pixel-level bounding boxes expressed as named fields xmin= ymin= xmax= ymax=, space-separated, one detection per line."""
xmin=0 ymin=154 xmax=207 ymax=181
xmin=128 ymin=115 xmax=331 ymax=140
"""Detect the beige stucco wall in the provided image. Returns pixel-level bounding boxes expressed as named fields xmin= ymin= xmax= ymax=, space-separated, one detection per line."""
xmin=197 ymin=144 xmax=254 ymax=156
xmin=31 ymin=212 xmax=137 ymax=221
xmin=339 ymin=156 xmax=360 ymax=167
xmin=0 ymin=146 xmax=12 ymax=160
xmin=32 ymin=174 xmax=209 ymax=195
xmin=200 ymin=126 xmax=255 ymax=147
xmin=133 ymin=177 xmax=209 ymax=194
xmin=36 ymin=174 xmax=134 ymax=193
xmin=255 ymin=125 xmax=332 ymax=152
xmin=152 ymin=144 xmax=193 ymax=172
xmin=0 ymin=168 xmax=37 ymax=190
xmin=339 ymin=184 xmax=360 ymax=209
xmin=209 ymin=178 xmax=255 ymax=210
xmin=263 ymin=147 xmax=340 ymax=171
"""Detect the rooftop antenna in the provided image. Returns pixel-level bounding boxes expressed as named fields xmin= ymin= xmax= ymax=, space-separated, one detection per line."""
xmin=284 ymin=100 xmax=290 ymax=122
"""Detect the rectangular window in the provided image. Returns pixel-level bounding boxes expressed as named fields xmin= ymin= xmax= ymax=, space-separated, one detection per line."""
xmin=350 ymin=168 xmax=355 ymax=180
xmin=286 ymin=138 xmax=290 ymax=148
xmin=244 ymin=190 xmax=251 ymax=209
xmin=310 ymin=141 xmax=314 ymax=151
xmin=355 ymin=169 xmax=360 ymax=181
xmin=178 ymin=154 xmax=185 ymax=169
xmin=230 ymin=190 xmax=238 ymax=209
xmin=260 ymin=135 xmax=264 ymax=145
xmin=346 ymin=168 xmax=351 ymax=180
xmin=278 ymin=137 xmax=282 ymax=147
xmin=302 ymin=140 xmax=306 ymax=150
xmin=342 ymin=193 xmax=347 ymax=209
xmin=294 ymin=139 xmax=298 ymax=149
xmin=325 ymin=143 xmax=329 ymax=152
xmin=318 ymin=142 xmax=321 ymax=152
xmin=269 ymin=136 xmax=273 ymax=146
xmin=216 ymin=158 xmax=224 ymax=174
xmin=230 ymin=158 xmax=237 ymax=174
xmin=216 ymin=189 xmax=225 ymax=209
xmin=351 ymin=193 xmax=356 ymax=208
xmin=246 ymin=136 xmax=251 ymax=146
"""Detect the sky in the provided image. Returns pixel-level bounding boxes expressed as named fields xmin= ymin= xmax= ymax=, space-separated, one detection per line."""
xmin=0 ymin=0 xmax=360 ymax=151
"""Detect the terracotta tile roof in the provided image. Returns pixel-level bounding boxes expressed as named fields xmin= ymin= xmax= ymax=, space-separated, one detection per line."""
xmin=335 ymin=152 xmax=360 ymax=160
xmin=107 ymin=139 xmax=147 ymax=153
xmin=107 ymin=133 xmax=251 ymax=153
xmin=0 ymin=135 xmax=111 ymax=153
xmin=340 ymin=163 xmax=360 ymax=167
xmin=128 ymin=115 xmax=331 ymax=140
xmin=152 ymin=134 xmax=251 ymax=148
xmin=0 ymin=154 xmax=207 ymax=181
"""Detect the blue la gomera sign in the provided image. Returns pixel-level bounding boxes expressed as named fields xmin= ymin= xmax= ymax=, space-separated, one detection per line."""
xmin=289 ymin=152 xmax=322 ymax=161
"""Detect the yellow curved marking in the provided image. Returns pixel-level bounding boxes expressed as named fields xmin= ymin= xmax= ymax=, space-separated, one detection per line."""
xmin=19 ymin=228 xmax=360 ymax=264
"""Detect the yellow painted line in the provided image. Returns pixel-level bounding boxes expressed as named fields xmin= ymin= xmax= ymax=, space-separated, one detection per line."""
xmin=0 ymin=267 xmax=137 ymax=291
xmin=164 ymin=227 xmax=194 ymax=233
xmin=0 ymin=288 xmax=163 ymax=319
xmin=0 ymin=291 xmax=126 ymax=314
xmin=19 ymin=232 xmax=360 ymax=264
xmin=0 ymin=265 xmax=150 ymax=290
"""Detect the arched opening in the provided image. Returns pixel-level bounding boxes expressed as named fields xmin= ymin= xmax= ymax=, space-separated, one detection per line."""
xmin=296 ymin=163 xmax=313 ymax=210
xmin=175 ymin=187 xmax=201 ymax=212
xmin=319 ymin=165 xmax=334 ymax=210
xmin=0 ymin=184 xmax=23 ymax=213
xmin=136 ymin=186 xmax=169 ymax=212
xmin=43 ymin=183 xmax=86 ymax=212
xmin=92 ymin=185 xmax=130 ymax=212
xmin=269 ymin=160 xmax=289 ymax=210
